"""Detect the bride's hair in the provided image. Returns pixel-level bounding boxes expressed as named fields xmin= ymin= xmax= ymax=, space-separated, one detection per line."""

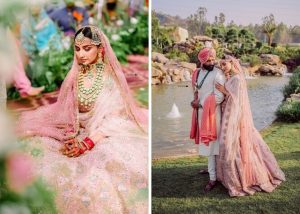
xmin=75 ymin=27 xmax=91 ymax=38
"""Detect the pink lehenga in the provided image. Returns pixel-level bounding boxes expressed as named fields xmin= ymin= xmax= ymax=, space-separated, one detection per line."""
xmin=16 ymin=27 xmax=148 ymax=213
xmin=216 ymin=57 xmax=285 ymax=197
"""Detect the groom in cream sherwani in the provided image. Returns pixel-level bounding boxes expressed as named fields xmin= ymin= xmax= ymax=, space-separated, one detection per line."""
xmin=190 ymin=47 xmax=226 ymax=192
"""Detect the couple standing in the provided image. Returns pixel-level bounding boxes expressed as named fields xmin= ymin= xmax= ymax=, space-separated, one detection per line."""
xmin=190 ymin=47 xmax=285 ymax=196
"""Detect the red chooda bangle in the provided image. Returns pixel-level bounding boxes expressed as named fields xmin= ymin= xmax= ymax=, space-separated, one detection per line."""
xmin=83 ymin=137 xmax=95 ymax=150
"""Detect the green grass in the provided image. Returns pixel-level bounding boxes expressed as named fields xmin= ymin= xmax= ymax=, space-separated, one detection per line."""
xmin=152 ymin=122 xmax=300 ymax=214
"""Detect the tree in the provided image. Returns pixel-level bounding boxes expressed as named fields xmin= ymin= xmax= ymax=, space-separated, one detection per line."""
xmin=228 ymin=20 xmax=237 ymax=28
xmin=262 ymin=14 xmax=277 ymax=45
xmin=187 ymin=7 xmax=209 ymax=36
xmin=214 ymin=16 xmax=218 ymax=25
xmin=274 ymin=22 xmax=291 ymax=44
xmin=197 ymin=7 xmax=208 ymax=34
xmin=223 ymin=27 xmax=256 ymax=56
xmin=237 ymin=28 xmax=256 ymax=55
xmin=152 ymin=11 xmax=173 ymax=52
xmin=247 ymin=24 xmax=264 ymax=42
xmin=225 ymin=27 xmax=239 ymax=50
xmin=290 ymin=26 xmax=300 ymax=43
xmin=205 ymin=25 xmax=226 ymax=43
xmin=218 ymin=13 xmax=225 ymax=26
xmin=187 ymin=14 xmax=201 ymax=37
xmin=213 ymin=13 xmax=225 ymax=26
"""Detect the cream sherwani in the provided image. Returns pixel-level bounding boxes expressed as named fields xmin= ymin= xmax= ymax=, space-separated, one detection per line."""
xmin=196 ymin=67 xmax=225 ymax=180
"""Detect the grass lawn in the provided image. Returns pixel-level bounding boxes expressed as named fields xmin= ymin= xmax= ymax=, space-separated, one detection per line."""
xmin=152 ymin=122 xmax=300 ymax=214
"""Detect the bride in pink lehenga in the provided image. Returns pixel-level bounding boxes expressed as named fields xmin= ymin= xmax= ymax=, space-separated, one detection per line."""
xmin=16 ymin=26 xmax=148 ymax=213
xmin=215 ymin=55 xmax=285 ymax=197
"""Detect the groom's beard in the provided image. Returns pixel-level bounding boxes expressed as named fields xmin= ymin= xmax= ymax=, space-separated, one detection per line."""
xmin=203 ymin=64 xmax=215 ymax=71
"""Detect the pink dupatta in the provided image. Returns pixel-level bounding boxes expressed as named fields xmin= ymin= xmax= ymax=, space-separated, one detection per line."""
xmin=190 ymin=69 xmax=217 ymax=145
xmin=199 ymin=95 xmax=217 ymax=145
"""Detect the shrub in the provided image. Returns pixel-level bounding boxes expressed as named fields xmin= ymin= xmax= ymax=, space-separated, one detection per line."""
xmin=187 ymin=43 xmax=204 ymax=64
xmin=255 ymin=44 xmax=300 ymax=62
xmin=276 ymin=66 xmax=300 ymax=122
xmin=165 ymin=48 xmax=190 ymax=62
xmin=240 ymin=54 xmax=262 ymax=67
xmin=255 ymin=41 xmax=263 ymax=49
xmin=283 ymin=66 xmax=300 ymax=98
xmin=258 ymin=44 xmax=273 ymax=54
xmin=272 ymin=46 xmax=290 ymax=62
xmin=276 ymin=101 xmax=300 ymax=122
xmin=216 ymin=47 xmax=225 ymax=59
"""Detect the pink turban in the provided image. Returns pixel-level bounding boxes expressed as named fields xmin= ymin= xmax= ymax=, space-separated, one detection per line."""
xmin=198 ymin=48 xmax=216 ymax=64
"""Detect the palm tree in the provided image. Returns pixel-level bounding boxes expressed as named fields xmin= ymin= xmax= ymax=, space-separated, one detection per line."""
xmin=262 ymin=14 xmax=277 ymax=46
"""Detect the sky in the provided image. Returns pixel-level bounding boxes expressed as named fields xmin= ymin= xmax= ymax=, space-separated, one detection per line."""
xmin=152 ymin=0 xmax=300 ymax=26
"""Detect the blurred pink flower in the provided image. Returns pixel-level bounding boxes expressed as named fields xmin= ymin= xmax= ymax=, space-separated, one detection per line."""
xmin=5 ymin=152 xmax=35 ymax=193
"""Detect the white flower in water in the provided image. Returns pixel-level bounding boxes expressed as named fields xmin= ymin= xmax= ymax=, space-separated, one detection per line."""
xmin=128 ymin=28 xmax=134 ymax=33
xmin=130 ymin=17 xmax=138 ymax=25
xmin=111 ymin=34 xmax=120 ymax=41
xmin=116 ymin=19 xmax=124 ymax=26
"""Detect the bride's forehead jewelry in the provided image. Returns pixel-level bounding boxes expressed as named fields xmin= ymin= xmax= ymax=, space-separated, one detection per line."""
xmin=90 ymin=26 xmax=101 ymax=46
xmin=75 ymin=30 xmax=86 ymax=45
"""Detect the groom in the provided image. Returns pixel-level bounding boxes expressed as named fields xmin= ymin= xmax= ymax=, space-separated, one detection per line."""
xmin=190 ymin=47 xmax=226 ymax=192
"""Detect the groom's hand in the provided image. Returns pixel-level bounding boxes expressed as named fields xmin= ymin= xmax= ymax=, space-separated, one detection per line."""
xmin=191 ymin=99 xmax=201 ymax=109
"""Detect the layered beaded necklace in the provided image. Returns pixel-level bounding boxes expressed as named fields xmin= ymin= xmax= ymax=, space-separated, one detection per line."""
xmin=78 ymin=61 xmax=105 ymax=111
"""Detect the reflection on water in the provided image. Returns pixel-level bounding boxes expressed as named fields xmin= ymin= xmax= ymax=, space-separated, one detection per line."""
xmin=152 ymin=76 xmax=290 ymax=158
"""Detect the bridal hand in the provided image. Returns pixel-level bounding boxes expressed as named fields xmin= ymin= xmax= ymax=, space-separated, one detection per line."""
xmin=215 ymin=83 xmax=228 ymax=96
xmin=59 ymin=138 xmax=75 ymax=154
xmin=60 ymin=138 xmax=81 ymax=157
xmin=64 ymin=146 xmax=81 ymax=157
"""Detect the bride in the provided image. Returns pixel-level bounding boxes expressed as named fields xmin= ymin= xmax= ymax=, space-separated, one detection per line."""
xmin=215 ymin=55 xmax=285 ymax=197
xmin=16 ymin=25 xmax=148 ymax=213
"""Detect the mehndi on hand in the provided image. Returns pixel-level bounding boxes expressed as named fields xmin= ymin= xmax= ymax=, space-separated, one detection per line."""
xmin=60 ymin=137 xmax=95 ymax=158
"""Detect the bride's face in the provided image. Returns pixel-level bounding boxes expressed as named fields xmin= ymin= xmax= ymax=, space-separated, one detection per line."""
xmin=220 ymin=60 xmax=231 ymax=73
xmin=75 ymin=38 xmax=99 ymax=65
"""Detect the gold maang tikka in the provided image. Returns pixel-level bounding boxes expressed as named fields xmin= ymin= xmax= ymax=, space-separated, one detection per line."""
xmin=75 ymin=30 xmax=86 ymax=45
